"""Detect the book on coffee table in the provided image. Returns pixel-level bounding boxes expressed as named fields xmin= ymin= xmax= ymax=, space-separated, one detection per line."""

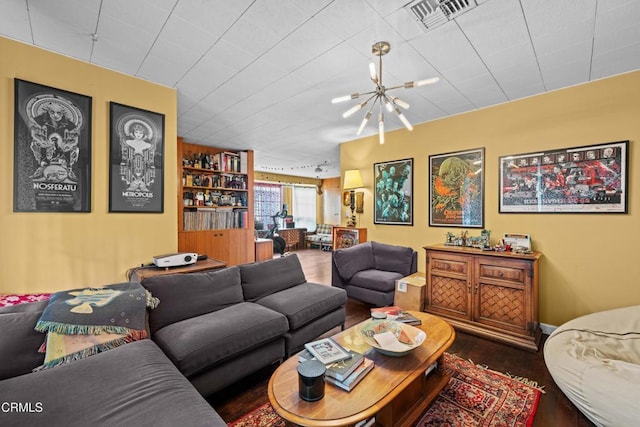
xmin=299 ymin=349 xmax=364 ymax=382
xmin=370 ymin=306 xmax=422 ymax=325
xmin=304 ymin=337 xmax=351 ymax=365
xmin=325 ymin=358 xmax=374 ymax=392
xmin=326 ymin=351 xmax=364 ymax=381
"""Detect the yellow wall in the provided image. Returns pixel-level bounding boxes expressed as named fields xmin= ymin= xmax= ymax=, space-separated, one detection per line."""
xmin=0 ymin=37 xmax=177 ymax=294
xmin=341 ymin=71 xmax=640 ymax=327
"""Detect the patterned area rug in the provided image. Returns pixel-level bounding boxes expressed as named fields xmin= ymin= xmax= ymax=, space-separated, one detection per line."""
xmin=227 ymin=353 xmax=542 ymax=427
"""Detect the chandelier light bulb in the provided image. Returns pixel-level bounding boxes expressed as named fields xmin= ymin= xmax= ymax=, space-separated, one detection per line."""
xmin=357 ymin=111 xmax=372 ymax=135
xmin=342 ymin=101 xmax=366 ymax=118
xmin=397 ymin=111 xmax=413 ymax=131
xmin=383 ymin=96 xmax=393 ymax=112
xmin=414 ymin=77 xmax=440 ymax=87
xmin=378 ymin=113 xmax=385 ymax=144
xmin=331 ymin=93 xmax=359 ymax=104
xmin=392 ymin=96 xmax=410 ymax=109
xmin=369 ymin=63 xmax=378 ymax=83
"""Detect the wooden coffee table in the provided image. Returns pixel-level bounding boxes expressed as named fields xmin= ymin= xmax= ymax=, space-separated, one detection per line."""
xmin=268 ymin=311 xmax=455 ymax=427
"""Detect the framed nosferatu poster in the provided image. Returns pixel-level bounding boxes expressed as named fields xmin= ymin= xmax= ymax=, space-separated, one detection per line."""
xmin=14 ymin=79 xmax=92 ymax=212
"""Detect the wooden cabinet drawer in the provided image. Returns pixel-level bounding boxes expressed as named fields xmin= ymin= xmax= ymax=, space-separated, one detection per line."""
xmin=429 ymin=255 xmax=468 ymax=275
xmin=477 ymin=263 xmax=526 ymax=285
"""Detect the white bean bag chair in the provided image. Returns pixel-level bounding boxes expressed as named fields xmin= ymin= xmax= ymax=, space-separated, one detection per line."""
xmin=544 ymin=305 xmax=640 ymax=427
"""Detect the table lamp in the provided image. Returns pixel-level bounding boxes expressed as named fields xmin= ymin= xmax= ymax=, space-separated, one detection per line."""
xmin=343 ymin=169 xmax=363 ymax=227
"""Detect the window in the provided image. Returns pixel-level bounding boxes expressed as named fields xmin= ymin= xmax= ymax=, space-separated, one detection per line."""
xmin=254 ymin=183 xmax=281 ymax=231
xmin=293 ymin=186 xmax=316 ymax=231
xmin=254 ymin=183 xmax=317 ymax=232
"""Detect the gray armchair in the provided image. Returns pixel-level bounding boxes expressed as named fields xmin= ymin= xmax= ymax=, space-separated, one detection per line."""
xmin=331 ymin=241 xmax=418 ymax=307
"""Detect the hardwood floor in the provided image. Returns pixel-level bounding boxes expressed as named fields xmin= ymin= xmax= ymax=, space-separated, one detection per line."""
xmin=208 ymin=249 xmax=594 ymax=426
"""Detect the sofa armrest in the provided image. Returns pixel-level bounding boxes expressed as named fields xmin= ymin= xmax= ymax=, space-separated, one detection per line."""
xmin=410 ymin=251 xmax=418 ymax=275
xmin=331 ymin=252 xmax=348 ymax=289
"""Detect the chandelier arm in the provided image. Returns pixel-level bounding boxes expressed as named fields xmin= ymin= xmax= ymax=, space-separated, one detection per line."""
xmin=356 ymin=100 xmax=377 ymax=135
xmin=386 ymin=83 xmax=413 ymax=91
xmin=378 ymin=48 xmax=383 ymax=88
xmin=332 ymin=89 xmax=378 ymax=104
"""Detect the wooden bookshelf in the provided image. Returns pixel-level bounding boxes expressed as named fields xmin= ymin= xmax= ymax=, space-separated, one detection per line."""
xmin=177 ymin=137 xmax=255 ymax=266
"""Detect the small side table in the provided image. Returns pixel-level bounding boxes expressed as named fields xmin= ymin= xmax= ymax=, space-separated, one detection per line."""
xmin=255 ymin=238 xmax=274 ymax=261
xmin=128 ymin=258 xmax=226 ymax=282
xmin=394 ymin=272 xmax=427 ymax=311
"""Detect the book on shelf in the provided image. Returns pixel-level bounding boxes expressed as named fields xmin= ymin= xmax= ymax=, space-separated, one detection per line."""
xmin=370 ymin=306 xmax=422 ymax=325
xmin=325 ymin=358 xmax=374 ymax=392
xmin=239 ymin=151 xmax=248 ymax=174
xmin=304 ymin=337 xmax=351 ymax=365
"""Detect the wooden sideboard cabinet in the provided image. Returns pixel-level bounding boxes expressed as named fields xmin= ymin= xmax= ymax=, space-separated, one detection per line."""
xmin=424 ymin=244 xmax=542 ymax=351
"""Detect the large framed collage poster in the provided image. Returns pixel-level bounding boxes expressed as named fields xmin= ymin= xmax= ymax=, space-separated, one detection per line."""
xmin=499 ymin=141 xmax=628 ymax=213
xmin=13 ymin=79 xmax=92 ymax=212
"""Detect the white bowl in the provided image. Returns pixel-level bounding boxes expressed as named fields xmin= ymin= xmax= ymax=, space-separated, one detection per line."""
xmin=360 ymin=319 xmax=426 ymax=357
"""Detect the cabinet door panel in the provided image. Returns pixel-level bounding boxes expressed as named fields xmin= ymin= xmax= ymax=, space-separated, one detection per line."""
xmin=428 ymin=275 xmax=472 ymax=320
xmin=475 ymin=282 xmax=529 ymax=331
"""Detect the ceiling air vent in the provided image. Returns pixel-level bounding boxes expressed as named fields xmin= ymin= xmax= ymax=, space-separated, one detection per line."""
xmin=405 ymin=0 xmax=478 ymax=31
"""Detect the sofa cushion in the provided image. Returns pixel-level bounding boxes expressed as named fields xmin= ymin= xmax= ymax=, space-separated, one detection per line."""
xmin=371 ymin=241 xmax=414 ymax=276
xmin=0 ymin=339 xmax=224 ymax=427
xmin=349 ymin=269 xmax=404 ymax=292
xmin=307 ymin=234 xmax=332 ymax=243
xmin=141 ymin=266 xmax=243 ymax=334
xmin=153 ymin=302 xmax=288 ymax=378
xmin=240 ymin=254 xmax=306 ymax=301
xmin=256 ymin=283 xmax=347 ymax=330
xmin=315 ymin=224 xmax=333 ymax=235
xmin=0 ymin=301 xmax=48 ymax=380
xmin=333 ymin=242 xmax=375 ymax=281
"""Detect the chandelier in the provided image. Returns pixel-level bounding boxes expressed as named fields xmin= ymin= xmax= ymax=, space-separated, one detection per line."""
xmin=331 ymin=41 xmax=439 ymax=144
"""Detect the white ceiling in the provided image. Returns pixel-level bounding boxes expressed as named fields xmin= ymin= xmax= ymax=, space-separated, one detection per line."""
xmin=2 ymin=0 xmax=640 ymax=178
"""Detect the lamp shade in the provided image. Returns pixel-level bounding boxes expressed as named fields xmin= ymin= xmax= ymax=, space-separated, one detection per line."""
xmin=343 ymin=170 xmax=363 ymax=190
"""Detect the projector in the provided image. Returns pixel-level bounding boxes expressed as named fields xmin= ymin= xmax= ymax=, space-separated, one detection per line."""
xmin=153 ymin=253 xmax=198 ymax=268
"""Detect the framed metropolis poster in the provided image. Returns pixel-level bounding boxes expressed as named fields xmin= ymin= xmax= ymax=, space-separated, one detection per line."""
xmin=429 ymin=148 xmax=484 ymax=228
xmin=13 ymin=79 xmax=92 ymax=212
xmin=499 ymin=140 xmax=628 ymax=213
xmin=109 ymin=102 xmax=165 ymax=213
xmin=373 ymin=158 xmax=413 ymax=225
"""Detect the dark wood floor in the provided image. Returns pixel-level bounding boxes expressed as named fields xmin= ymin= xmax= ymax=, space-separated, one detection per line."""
xmin=208 ymin=249 xmax=594 ymax=427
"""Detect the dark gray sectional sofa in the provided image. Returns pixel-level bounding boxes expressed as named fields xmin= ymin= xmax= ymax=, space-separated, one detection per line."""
xmin=0 ymin=254 xmax=347 ymax=426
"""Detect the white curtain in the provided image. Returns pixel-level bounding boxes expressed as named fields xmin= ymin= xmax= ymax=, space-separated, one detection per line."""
xmin=293 ymin=186 xmax=317 ymax=231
